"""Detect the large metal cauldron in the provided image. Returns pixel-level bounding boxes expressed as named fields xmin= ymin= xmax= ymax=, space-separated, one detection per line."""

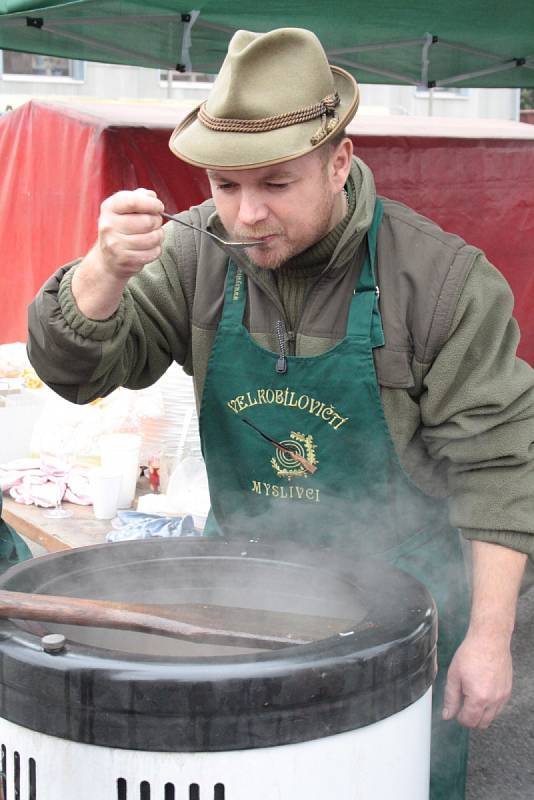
xmin=0 ymin=538 xmax=437 ymax=800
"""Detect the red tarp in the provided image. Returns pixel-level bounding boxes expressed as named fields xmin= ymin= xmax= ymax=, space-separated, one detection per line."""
xmin=2 ymin=100 xmax=534 ymax=364
xmin=0 ymin=101 xmax=210 ymax=346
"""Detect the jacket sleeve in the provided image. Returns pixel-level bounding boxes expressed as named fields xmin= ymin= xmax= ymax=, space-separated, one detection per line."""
xmin=420 ymin=254 xmax=534 ymax=555
xmin=27 ymin=223 xmax=193 ymax=404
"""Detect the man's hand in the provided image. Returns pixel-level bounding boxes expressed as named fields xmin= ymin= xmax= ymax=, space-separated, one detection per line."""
xmin=442 ymin=631 xmax=512 ymax=728
xmin=442 ymin=540 xmax=526 ymax=729
xmin=97 ymin=188 xmax=165 ymax=280
xmin=71 ymin=188 xmax=165 ymax=320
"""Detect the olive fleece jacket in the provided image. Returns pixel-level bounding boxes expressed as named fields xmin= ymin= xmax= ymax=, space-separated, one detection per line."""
xmin=28 ymin=158 xmax=534 ymax=556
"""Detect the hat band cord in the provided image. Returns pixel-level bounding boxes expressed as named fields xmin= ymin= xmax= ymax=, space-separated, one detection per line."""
xmin=197 ymin=92 xmax=340 ymax=142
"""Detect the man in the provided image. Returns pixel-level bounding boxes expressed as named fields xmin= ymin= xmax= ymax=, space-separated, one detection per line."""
xmin=28 ymin=27 xmax=533 ymax=799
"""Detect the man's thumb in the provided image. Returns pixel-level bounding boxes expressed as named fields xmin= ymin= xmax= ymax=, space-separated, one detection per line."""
xmin=442 ymin=669 xmax=463 ymax=721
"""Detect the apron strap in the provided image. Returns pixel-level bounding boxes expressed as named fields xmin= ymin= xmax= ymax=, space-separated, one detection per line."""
xmin=219 ymin=261 xmax=246 ymax=329
xmin=346 ymin=198 xmax=385 ymax=347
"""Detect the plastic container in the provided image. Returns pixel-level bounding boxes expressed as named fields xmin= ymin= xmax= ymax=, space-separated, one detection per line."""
xmin=98 ymin=433 xmax=141 ymax=508
xmin=89 ymin=468 xmax=122 ymax=520
xmin=0 ymin=389 xmax=46 ymax=462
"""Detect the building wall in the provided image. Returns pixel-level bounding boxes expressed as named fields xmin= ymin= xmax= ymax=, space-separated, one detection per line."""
xmin=0 ymin=58 xmax=214 ymax=108
xmin=0 ymin=55 xmax=521 ymax=120
xmin=358 ymin=82 xmax=519 ymax=120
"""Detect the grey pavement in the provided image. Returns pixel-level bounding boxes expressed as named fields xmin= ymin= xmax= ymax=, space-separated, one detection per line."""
xmin=467 ymin=579 xmax=534 ymax=799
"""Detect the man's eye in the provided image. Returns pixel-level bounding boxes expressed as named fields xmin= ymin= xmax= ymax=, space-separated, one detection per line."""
xmin=216 ymin=183 xmax=236 ymax=191
xmin=267 ymin=183 xmax=289 ymax=190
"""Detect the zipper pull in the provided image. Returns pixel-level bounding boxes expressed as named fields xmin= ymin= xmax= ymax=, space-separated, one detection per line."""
xmin=275 ymin=319 xmax=288 ymax=374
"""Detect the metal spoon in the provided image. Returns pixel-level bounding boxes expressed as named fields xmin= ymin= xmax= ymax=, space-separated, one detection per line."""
xmin=162 ymin=211 xmax=264 ymax=249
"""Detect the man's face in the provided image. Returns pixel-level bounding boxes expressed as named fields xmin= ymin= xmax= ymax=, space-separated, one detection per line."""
xmin=207 ymin=146 xmax=347 ymax=269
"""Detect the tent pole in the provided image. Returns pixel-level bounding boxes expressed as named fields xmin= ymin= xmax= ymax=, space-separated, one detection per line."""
xmin=420 ymin=32 xmax=434 ymax=88
xmin=179 ymin=9 xmax=199 ymax=73
xmin=419 ymin=33 xmax=435 ymax=116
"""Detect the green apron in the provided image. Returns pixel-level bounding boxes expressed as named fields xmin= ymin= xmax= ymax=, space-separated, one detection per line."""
xmin=0 ymin=494 xmax=32 ymax=574
xmin=199 ymin=199 xmax=470 ymax=799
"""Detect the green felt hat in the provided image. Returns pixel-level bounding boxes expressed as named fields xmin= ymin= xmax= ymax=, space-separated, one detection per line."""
xmin=169 ymin=27 xmax=359 ymax=170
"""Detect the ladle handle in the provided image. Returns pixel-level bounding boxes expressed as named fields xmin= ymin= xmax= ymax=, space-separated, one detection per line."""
xmin=0 ymin=590 xmax=309 ymax=649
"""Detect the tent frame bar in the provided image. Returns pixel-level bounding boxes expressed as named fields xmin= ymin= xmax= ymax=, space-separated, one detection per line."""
xmin=0 ymin=9 xmax=239 ymax=73
xmin=0 ymin=14 xmax=532 ymax=87
xmin=330 ymin=32 xmax=532 ymax=88
xmin=0 ymin=10 xmax=231 ymax=30
xmin=437 ymin=37 xmax=513 ymax=62
xmin=43 ymin=21 xmax=179 ymax=68
xmin=327 ymin=35 xmax=513 ymax=64
xmin=194 ymin=18 xmax=239 ymax=35
xmin=327 ymin=38 xmax=423 ymax=55
xmin=0 ymin=8 xmax=206 ymax=71
xmin=436 ymin=57 xmax=533 ymax=87
xmin=331 ymin=55 xmax=417 ymax=86
xmin=0 ymin=12 xmax=184 ymax=27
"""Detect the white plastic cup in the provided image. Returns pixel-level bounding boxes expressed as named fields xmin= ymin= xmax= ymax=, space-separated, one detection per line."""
xmin=89 ymin=468 xmax=122 ymax=520
xmin=98 ymin=433 xmax=142 ymax=509
xmin=159 ymin=449 xmax=179 ymax=494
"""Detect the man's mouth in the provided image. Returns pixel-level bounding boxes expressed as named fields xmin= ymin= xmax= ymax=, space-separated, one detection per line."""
xmin=234 ymin=229 xmax=283 ymax=246
xmin=254 ymin=234 xmax=279 ymax=245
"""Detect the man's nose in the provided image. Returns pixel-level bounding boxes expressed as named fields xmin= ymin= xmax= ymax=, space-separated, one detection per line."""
xmin=237 ymin=191 xmax=268 ymax=226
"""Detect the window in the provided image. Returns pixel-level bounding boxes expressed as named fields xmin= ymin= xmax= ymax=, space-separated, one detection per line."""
xmin=415 ymin=85 xmax=469 ymax=99
xmin=1 ymin=51 xmax=84 ymax=80
xmin=160 ymin=70 xmax=215 ymax=85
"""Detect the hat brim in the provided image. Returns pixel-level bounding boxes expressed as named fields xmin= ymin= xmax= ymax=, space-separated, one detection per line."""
xmin=169 ymin=66 xmax=359 ymax=171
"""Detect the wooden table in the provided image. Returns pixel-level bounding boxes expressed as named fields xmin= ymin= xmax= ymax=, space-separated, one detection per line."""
xmin=3 ymin=495 xmax=113 ymax=552
xmin=2 ymin=479 xmax=151 ymax=552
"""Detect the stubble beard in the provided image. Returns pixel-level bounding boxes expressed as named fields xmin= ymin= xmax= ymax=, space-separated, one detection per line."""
xmin=234 ymin=187 xmax=337 ymax=271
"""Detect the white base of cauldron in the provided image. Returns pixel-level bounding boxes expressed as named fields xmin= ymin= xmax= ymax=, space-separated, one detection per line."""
xmin=0 ymin=689 xmax=431 ymax=800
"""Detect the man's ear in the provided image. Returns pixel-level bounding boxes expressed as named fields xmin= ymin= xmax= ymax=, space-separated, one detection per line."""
xmin=329 ymin=137 xmax=353 ymax=192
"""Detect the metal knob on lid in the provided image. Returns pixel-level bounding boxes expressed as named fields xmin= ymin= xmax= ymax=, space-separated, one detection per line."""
xmin=41 ymin=633 xmax=66 ymax=654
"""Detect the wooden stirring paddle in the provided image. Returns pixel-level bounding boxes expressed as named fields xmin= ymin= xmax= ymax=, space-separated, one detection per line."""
xmin=0 ymin=590 xmax=357 ymax=650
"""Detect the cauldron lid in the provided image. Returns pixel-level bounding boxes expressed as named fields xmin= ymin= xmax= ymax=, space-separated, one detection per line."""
xmin=0 ymin=538 xmax=436 ymax=751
